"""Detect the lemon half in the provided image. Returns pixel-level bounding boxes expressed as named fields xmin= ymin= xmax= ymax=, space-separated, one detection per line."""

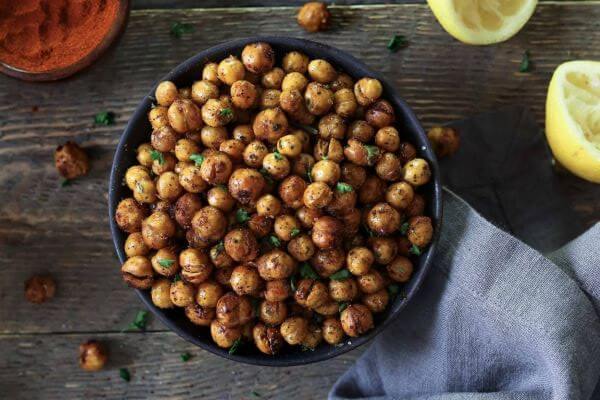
xmin=427 ymin=0 xmax=538 ymax=45
xmin=546 ymin=61 xmax=600 ymax=183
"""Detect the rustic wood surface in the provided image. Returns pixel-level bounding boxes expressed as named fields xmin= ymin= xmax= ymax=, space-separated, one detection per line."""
xmin=0 ymin=3 xmax=599 ymax=399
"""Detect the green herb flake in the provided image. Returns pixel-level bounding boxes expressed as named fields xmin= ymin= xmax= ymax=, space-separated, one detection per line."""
xmin=400 ymin=222 xmax=409 ymax=235
xmin=338 ymin=302 xmax=349 ymax=312
xmin=251 ymin=391 xmax=261 ymax=398
xmin=94 ymin=111 xmax=115 ymax=125
xmin=365 ymin=145 xmax=380 ymax=165
xmin=158 ymin=259 xmax=174 ymax=268
xmin=387 ymin=284 xmax=400 ymax=296
xmin=61 ymin=179 xmax=71 ymax=187
xmin=519 ymin=50 xmax=531 ymax=73
xmin=387 ymin=35 xmax=408 ymax=53
xmin=119 ymin=368 xmax=131 ymax=382
xmin=299 ymin=262 xmax=319 ymax=280
xmin=229 ymin=338 xmax=242 ymax=355
xmin=273 ymin=150 xmax=283 ymax=161
xmin=219 ymin=108 xmax=233 ymax=117
xmin=236 ymin=208 xmax=251 ymax=224
xmin=125 ymin=310 xmax=149 ymax=331
xmin=290 ymin=275 xmax=297 ymax=292
xmin=330 ymin=269 xmax=351 ymax=281
xmin=290 ymin=227 xmax=301 ymax=238
xmin=180 ymin=352 xmax=192 ymax=362
xmin=173 ymin=273 xmax=182 ymax=282
xmin=409 ymin=244 xmax=422 ymax=256
xmin=269 ymin=235 xmax=281 ymax=248
xmin=322 ymin=155 xmax=328 ymax=160
xmin=336 ymin=182 xmax=353 ymax=193
xmin=170 ymin=22 xmax=194 ymax=38
xmin=189 ymin=153 xmax=205 ymax=166
xmin=150 ymin=150 xmax=165 ymax=165
xmin=259 ymin=168 xmax=274 ymax=185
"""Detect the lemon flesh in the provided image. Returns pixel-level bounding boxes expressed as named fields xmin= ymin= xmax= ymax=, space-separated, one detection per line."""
xmin=546 ymin=61 xmax=600 ymax=183
xmin=427 ymin=0 xmax=538 ymax=45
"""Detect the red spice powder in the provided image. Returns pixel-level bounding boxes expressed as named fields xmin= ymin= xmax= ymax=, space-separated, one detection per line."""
xmin=0 ymin=0 xmax=119 ymax=73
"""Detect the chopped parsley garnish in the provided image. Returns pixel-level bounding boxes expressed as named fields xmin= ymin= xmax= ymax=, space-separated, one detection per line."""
xmin=409 ymin=244 xmax=422 ymax=256
xmin=158 ymin=259 xmax=174 ymax=268
xmin=299 ymin=262 xmax=319 ymax=280
xmin=290 ymin=227 xmax=301 ymax=238
xmin=338 ymin=302 xmax=349 ymax=312
xmin=365 ymin=145 xmax=380 ymax=165
xmin=61 ymin=179 xmax=71 ymax=187
xmin=259 ymin=168 xmax=274 ymax=185
xmin=387 ymin=35 xmax=408 ymax=52
xmin=400 ymin=222 xmax=409 ymax=235
xmin=330 ymin=269 xmax=351 ymax=281
xmin=290 ymin=275 xmax=297 ymax=292
xmin=229 ymin=338 xmax=242 ymax=355
xmin=173 ymin=273 xmax=182 ymax=282
xmin=336 ymin=182 xmax=353 ymax=193
xmin=269 ymin=235 xmax=281 ymax=248
xmin=273 ymin=150 xmax=283 ymax=161
xmin=170 ymin=22 xmax=194 ymax=38
xmin=94 ymin=111 xmax=115 ymax=125
xmin=219 ymin=108 xmax=233 ymax=117
xmin=251 ymin=391 xmax=261 ymax=398
xmin=189 ymin=153 xmax=205 ymax=166
xmin=180 ymin=352 xmax=192 ymax=362
xmin=150 ymin=150 xmax=165 ymax=165
xmin=119 ymin=368 xmax=131 ymax=382
xmin=236 ymin=208 xmax=251 ymax=224
xmin=322 ymin=155 xmax=328 ymax=160
xmin=125 ymin=310 xmax=149 ymax=331
xmin=519 ymin=50 xmax=531 ymax=73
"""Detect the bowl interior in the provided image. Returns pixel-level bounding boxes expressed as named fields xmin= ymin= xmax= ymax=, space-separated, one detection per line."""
xmin=109 ymin=36 xmax=442 ymax=366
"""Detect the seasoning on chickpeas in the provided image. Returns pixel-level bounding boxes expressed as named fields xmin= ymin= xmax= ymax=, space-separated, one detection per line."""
xmin=55 ymin=141 xmax=90 ymax=180
xmin=297 ymin=2 xmax=331 ymax=32
xmin=115 ymin=41 xmax=435 ymax=355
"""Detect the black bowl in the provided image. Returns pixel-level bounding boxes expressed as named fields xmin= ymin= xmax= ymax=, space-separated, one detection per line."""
xmin=109 ymin=36 xmax=442 ymax=366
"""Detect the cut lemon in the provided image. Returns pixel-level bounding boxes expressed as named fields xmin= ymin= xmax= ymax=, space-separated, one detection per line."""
xmin=427 ymin=0 xmax=537 ymax=45
xmin=546 ymin=61 xmax=600 ymax=183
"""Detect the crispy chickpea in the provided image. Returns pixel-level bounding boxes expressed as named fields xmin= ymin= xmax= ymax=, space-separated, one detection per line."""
xmin=427 ymin=126 xmax=460 ymax=158
xmin=210 ymin=241 xmax=234 ymax=267
xmin=155 ymin=81 xmax=178 ymax=106
xmin=305 ymin=82 xmax=334 ymax=116
xmin=296 ymin=206 xmax=322 ymax=229
xmin=230 ymin=265 xmax=263 ymax=296
xmin=279 ymin=89 xmax=304 ymax=116
xmin=168 ymin=99 xmax=203 ymax=133
xmin=407 ymin=216 xmax=433 ymax=247
xmin=398 ymin=142 xmax=418 ymax=165
xmin=363 ymin=289 xmax=389 ymax=313
xmin=206 ymin=186 xmax=235 ymax=213
xmin=254 ymin=323 xmax=284 ymax=355
xmin=24 ymin=275 xmax=56 ymax=304
xmin=79 ymin=341 xmax=107 ymax=371
xmin=340 ymin=304 xmax=374 ymax=337
xmin=179 ymin=165 xmax=208 ymax=193
xmin=387 ymin=256 xmax=414 ymax=283
xmin=230 ymin=80 xmax=257 ymax=109
xmin=219 ymin=139 xmax=245 ymax=162
xmin=192 ymin=206 xmax=227 ymax=242
xmin=125 ymin=232 xmax=150 ymax=257
xmin=313 ymin=300 xmax=338 ymax=316
xmin=281 ymin=72 xmax=308 ymax=93
xmin=322 ymin=318 xmax=344 ymax=345
xmin=216 ymin=292 xmax=254 ymax=327
xmin=217 ymin=55 xmax=245 ymax=86
xmin=191 ymin=79 xmax=220 ymax=105
xmin=259 ymin=300 xmax=288 ymax=325
xmin=273 ymin=215 xmax=301 ymax=242
xmin=386 ymin=182 xmax=414 ymax=210
xmin=151 ymin=279 xmax=174 ymax=309
xmin=152 ymin=200 xmax=171 ymax=213
xmin=365 ymin=99 xmax=395 ymax=128
xmin=329 ymin=278 xmax=359 ymax=302
xmin=232 ymin=125 xmax=255 ymax=144
xmin=257 ymin=249 xmax=297 ymax=280
xmin=357 ymin=269 xmax=385 ymax=294
xmin=256 ymin=194 xmax=282 ymax=217
xmin=375 ymin=152 xmax=403 ymax=182
xmin=280 ymin=316 xmax=308 ymax=345
xmin=302 ymin=181 xmax=332 ymax=209
xmin=312 ymin=215 xmax=342 ymax=249
xmin=228 ymin=168 xmax=265 ymax=204
xmin=202 ymin=98 xmax=235 ymax=127
xmin=148 ymin=106 xmax=169 ymax=130
xmin=308 ymin=59 xmax=337 ymax=84
xmin=338 ymin=208 xmax=361 ymax=238
xmin=370 ymin=236 xmax=398 ymax=264
xmin=115 ymin=198 xmax=146 ymax=233
xmin=247 ymin=214 xmax=272 ymax=241
xmin=253 ymin=107 xmax=288 ymax=143
xmin=375 ymin=126 xmax=401 ymax=152
xmin=265 ymin=279 xmax=292 ymax=302
xmin=200 ymin=126 xmax=228 ymax=149
xmin=137 ymin=143 xmax=155 ymax=167
xmin=343 ymin=139 xmax=371 ymax=167
xmin=276 ymin=134 xmax=302 ymax=158
xmin=261 ymin=67 xmax=285 ymax=89
xmin=354 ymin=78 xmax=383 ymax=107
xmin=331 ymin=73 xmax=354 ymax=92
xmin=214 ymin=267 xmax=233 ymax=289
xmin=405 ymin=193 xmax=425 ymax=218
xmin=141 ymin=211 xmax=176 ymax=249
xmin=242 ymin=140 xmax=269 ymax=168
xmin=313 ymin=138 xmax=342 ymax=162
xmin=302 ymin=323 xmax=323 ymax=349
xmin=151 ymin=126 xmax=178 ymax=152
xmin=325 ymin=187 xmax=356 ymax=217
xmin=202 ymin=62 xmax=220 ymax=85
xmin=297 ymin=2 xmax=330 ymax=32
xmin=200 ymin=152 xmax=233 ymax=185
xmin=346 ymin=246 xmax=374 ymax=276
xmin=151 ymin=246 xmax=180 ymax=277
xmin=186 ymin=304 xmax=215 ymax=326
xmin=196 ymin=281 xmax=224 ymax=308
xmin=125 ymin=165 xmax=151 ymax=191
xmin=277 ymin=175 xmax=307 ymax=209
xmin=338 ymin=165 xmax=366 ymax=192
xmin=211 ymin=320 xmax=242 ymax=348
xmin=309 ymin=159 xmax=340 ymax=186
xmin=259 ymin=89 xmax=281 ymax=109
xmin=156 ymin=172 xmax=183 ymax=201
xmin=133 ymin=177 xmax=158 ymax=204
xmin=333 ymin=88 xmax=358 ymax=118
xmin=287 ymin=234 xmax=315 ymax=262
xmin=262 ymin=152 xmax=290 ymax=180
xmin=320 ymin=115 xmax=347 ymax=142
xmin=175 ymin=160 xmax=193 ymax=175
xmin=403 ymin=158 xmax=431 ymax=186
xmin=54 ymin=141 xmax=89 ymax=179
xmin=174 ymin=138 xmax=200 ymax=162
xmin=180 ymin=86 xmax=191 ymax=99
xmin=347 ymin=120 xmax=374 ymax=144
xmin=311 ymin=247 xmax=345 ymax=277
xmin=121 ymin=255 xmax=154 ymax=289
xmin=291 ymin=153 xmax=315 ymax=178
xmin=282 ymin=51 xmax=309 ymax=73
xmin=358 ymin=175 xmax=386 ymax=204
xmin=224 ymin=228 xmax=260 ymax=262
xmin=242 ymin=42 xmax=275 ymax=74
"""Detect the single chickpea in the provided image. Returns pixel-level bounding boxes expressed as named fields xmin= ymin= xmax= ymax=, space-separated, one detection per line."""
xmin=297 ymin=2 xmax=331 ymax=32
xmin=155 ymin=81 xmax=178 ymax=106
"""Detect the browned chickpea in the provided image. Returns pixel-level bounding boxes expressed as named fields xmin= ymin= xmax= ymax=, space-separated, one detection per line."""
xmin=243 ymin=140 xmax=269 ymax=168
xmin=338 ymin=165 xmax=366 ymax=192
xmin=202 ymin=62 xmax=220 ymax=85
xmin=214 ymin=265 xmax=234 ymax=287
xmin=265 ymin=279 xmax=292 ymax=302
xmin=273 ymin=215 xmax=301 ymax=242
xmin=232 ymin=124 xmax=255 ymax=144
xmin=375 ymin=152 xmax=403 ymax=182
xmin=121 ymin=255 xmax=154 ymax=289
xmin=280 ymin=316 xmax=308 ymax=345
xmin=201 ymin=98 xmax=235 ymax=127
xmin=79 ymin=340 xmax=107 ymax=371
xmin=206 ymin=185 xmax=235 ymax=213
xmin=115 ymin=198 xmax=146 ymax=233
xmin=263 ymin=152 xmax=290 ymax=180
xmin=141 ymin=211 xmax=176 ymax=249
xmin=334 ymin=88 xmax=358 ymax=118
xmin=346 ymin=246 xmax=374 ymax=276
xmin=132 ymin=177 xmax=158 ymax=204
xmin=257 ymin=249 xmax=297 ymax=280
xmin=310 ymin=159 xmax=341 ymax=186
xmin=191 ymin=79 xmax=220 ymax=105
xmin=365 ymin=99 xmax=395 ymax=128
xmin=151 ymin=278 xmax=174 ymax=309
xmin=254 ymin=323 xmax=285 ymax=355
xmin=149 ymin=106 xmax=169 ymax=130
xmin=230 ymin=80 xmax=257 ymax=109
xmin=179 ymin=248 xmax=213 ymax=284
xmin=358 ymin=175 xmax=386 ymax=204
xmin=317 ymin=114 xmax=346 ymax=141
xmin=219 ymin=139 xmax=245 ymax=162
xmin=313 ymin=300 xmax=338 ymax=316
xmin=296 ymin=206 xmax=322 ymax=229
xmin=347 ymin=120 xmax=375 ymax=143
xmin=314 ymin=138 xmax=343 ymax=162
xmin=253 ymin=107 xmax=288 ymax=144
xmin=224 ymin=228 xmax=260 ymax=262
xmin=370 ymin=236 xmax=398 ymax=264
xmin=125 ymin=232 xmax=150 ymax=257
xmin=291 ymin=153 xmax=315 ymax=178
xmin=169 ymin=280 xmax=195 ymax=307
xmin=230 ymin=265 xmax=263 ymax=296
xmin=156 ymin=171 xmax=183 ymax=201
xmin=210 ymin=242 xmax=234 ymax=268
xmin=427 ymin=126 xmax=460 ymax=158
xmin=405 ymin=193 xmax=425 ymax=217
xmin=397 ymin=236 xmax=412 ymax=257
xmin=322 ymin=318 xmax=344 ymax=345
xmin=282 ymin=51 xmax=310 ymax=73
xmin=174 ymin=160 xmax=192 ymax=175
xmin=228 ymin=168 xmax=266 ymax=204
xmin=196 ymin=281 xmax=224 ymax=308
xmin=326 ymin=185 xmax=357 ymax=216
xmin=387 ymin=256 xmax=414 ymax=283
xmin=186 ymin=229 xmax=211 ymax=249
xmin=331 ymin=73 xmax=354 ymax=92
xmin=287 ymin=234 xmax=315 ymax=262
xmin=152 ymin=200 xmax=171 ymax=213
xmin=375 ymin=126 xmax=401 ymax=152
xmin=344 ymin=139 xmax=376 ymax=167
xmin=260 ymin=300 xmax=288 ymax=325
xmin=261 ymin=67 xmax=285 ymax=89
xmin=24 ymin=275 xmax=56 ymax=304
xmin=168 ymin=99 xmax=203 ymax=134
xmin=281 ymin=73 xmax=308 ymax=92
xmin=211 ymin=319 xmax=242 ymax=348
xmin=151 ymin=126 xmax=178 ymax=152
xmin=329 ymin=277 xmax=359 ymax=302
xmin=303 ymin=182 xmax=333 ymax=210
xmin=137 ymin=143 xmax=155 ymax=167
xmin=340 ymin=208 xmax=362 ymax=238
xmin=398 ymin=142 xmax=418 ymax=165
xmin=216 ymin=292 xmax=254 ymax=327
xmin=259 ymin=88 xmax=281 ymax=109
xmin=403 ymin=158 xmax=431 ymax=186
xmin=256 ymin=194 xmax=281 ymax=217
xmin=407 ymin=216 xmax=433 ymax=247
xmin=247 ymin=214 xmax=274 ymax=239
xmin=151 ymin=246 xmax=180 ymax=277
xmin=311 ymin=247 xmax=345 ymax=277
xmin=354 ymin=78 xmax=383 ymax=107
xmin=155 ymin=81 xmax=178 ymax=106
xmin=186 ymin=304 xmax=215 ymax=326
xmin=201 ymin=126 xmax=228 ymax=149
xmin=54 ymin=141 xmax=89 ymax=179
xmin=192 ymin=206 xmax=227 ymax=242
xmin=312 ymin=216 xmax=342 ymax=249
xmin=277 ymin=134 xmax=303 ymax=158
xmin=279 ymin=175 xmax=308 ymax=209
xmin=305 ymin=82 xmax=333 ymax=116
xmin=340 ymin=304 xmax=374 ymax=337
xmin=357 ymin=269 xmax=385 ymax=294
xmin=217 ymin=55 xmax=245 ymax=86
xmin=386 ymin=182 xmax=414 ymax=210
xmin=301 ymin=323 xmax=323 ymax=349
xmin=308 ymin=59 xmax=337 ymax=83
xmin=200 ymin=152 xmax=233 ymax=185
xmin=242 ymin=42 xmax=275 ymax=74
xmin=297 ymin=2 xmax=330 ymax=32
xmin=363 ymin=289 xmax=389 ymax=313
xmin=179 ymin=165 xmax=209 ymax=193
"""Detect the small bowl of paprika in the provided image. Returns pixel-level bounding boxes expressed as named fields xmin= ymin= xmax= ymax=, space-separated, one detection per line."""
xmin=0 ymin=0 xmax=130 ymax=82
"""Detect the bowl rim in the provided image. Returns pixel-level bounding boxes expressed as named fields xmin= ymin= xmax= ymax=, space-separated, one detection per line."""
xmin=109 ymin=36 xmax=443 ymax=366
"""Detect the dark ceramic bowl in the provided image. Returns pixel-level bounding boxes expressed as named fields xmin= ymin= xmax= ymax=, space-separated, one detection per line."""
xmin=109 ymin=36 xmax=442 ymax=366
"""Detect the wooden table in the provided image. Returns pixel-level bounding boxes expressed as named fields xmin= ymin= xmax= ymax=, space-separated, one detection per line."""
xmin=1 ymin=1 xmax=598 ymax=399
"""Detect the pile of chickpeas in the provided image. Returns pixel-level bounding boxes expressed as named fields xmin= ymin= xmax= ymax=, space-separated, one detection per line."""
xmin=114 ymin=42 xmax=434 ymax=355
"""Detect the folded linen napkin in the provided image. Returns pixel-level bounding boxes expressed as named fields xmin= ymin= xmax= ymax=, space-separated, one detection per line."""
xmin=329 ymin=107 xmax=600 ymax=400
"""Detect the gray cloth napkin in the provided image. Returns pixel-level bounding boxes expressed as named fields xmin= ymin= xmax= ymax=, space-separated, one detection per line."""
xmin=329 ymin=107 xmax=600 ymax=400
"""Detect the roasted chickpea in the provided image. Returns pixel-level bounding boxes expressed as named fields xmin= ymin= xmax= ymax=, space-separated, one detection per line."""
xmin=151 ymin=246 xmax=180 ymax=277
xmin=218 ymin=139 xmax=245 ymax=162
xmin=397 ymin=236 xmax=412 ymax=257
xmin=186 ymin=229 xmax=212 ymax=249
xmin=358 ymin=175 xmax=386 ymax=204
xmin=211 ymin=320 xmax=242 ymax=348
xmin=365 ymin=99 xmax=395 ymax=128
xmin=115 ymin=198 xmax=146 ymax=233
xmin=230 ymin=80 xmax=257 ymax=109
xmin=216 ymin=292 xmax=254 ymax=327
xmin=217 ymin=55 xmax=245 ymax=86
xmin=254 ymin=323 xmax=284 ymax=355
xmin=259 ymin=300 xmax=287 ymax=325
xmin=257 ymin=249 xmax=297 ymax=280
xmin=386 ymin=182 xmax=414 ymax=210
xmin=310 ymin=159 xmax=341 ymax=186
xmin=242 ymin=140 xmax=269 ymax=168
xmin=281 ymin=72 xmax=308 ymax=93
xmin=168 ymin=99 xmax=203 ymax=134
xmin=155 ymin=172 xmax=183 ymax=201
xmin=125 ymin=165 xmax=151 ymax=191
xmin=303 ymin=182 xmax=333 ymax=210
xmin=387 ymin=256 xmax=414 ymax=283
xmin=341 ymin=162 xmax=367 ymax=190
xmin=354 ymin=78 xmax=383 ymax=107
xmin=311 ymin=247 xmax=345 ymax=277
xmin=398 ymin=142 xmax=417 ymax=165
xmin=297 ymin=2 xmax=330 ymax=32
xmin=253 ymin=107 xmax=288 ymax=143
xmin=407 ymin=216 xmax=433 ymax=247
xmin=272 ymin=215 xmax=301 ymax=242
xmin=276 ymin=134 xmax=302 ymax=158
xmin=24 ymin=275 xmax=56 ymax=304
xmin=137 ymin=143 xmax=155 ymax=167
xmin=124 ymin=232 xmax=150 ymax=257
xmin=302 ymin=323 xmax=323 ymax=349
xmin=206 ymin=185 xmax=235 ymax=213
xmin=305 ymin=82 xmax=333 ymax=116
xmin=133 ymin=177 xmax=158 ymax=204
xmin=214 ymin=266 xmax=234 ymax=288
xmin=347 ymin=120 xmax=375 ymax=143
xmin=179 ymin=165 xmax=208 ymax=193
xmin=280 ymin=316 xmax=308 ymax=345
xmin=277 ymin=175 xmax=306 ymax=209
xmin=357 ymin=269 xmax=385 ymax=294
xmin=79 ymin=341 xmax=107 ymax=371
xmin=121 ymin=255 xmax=154 ymax=289
xmin=322 ymin=318 xmax=344 ymax=345
xmin=174 ymin=138 xmax=200 ymax=162
xmin=148 ymin=106 xmax=169 ymax=130
xmin=262 ymin=152 xmax=290 ymax=180
xmin=340 ymin=208 xmax=362 ymax=237
xmin=228 ymin=168 xmax=265 ymax=204
xmin=287 ymin=234 xmax=315 ymax=262
xmin=200 ymin=126 xmax=227 ymax=149
xmin=195 ymin=281 xmax=224 ymax=308
xmin=224 ymin=228 xmax=260 ymax=262
xmin=375 ymin=126 xmax=401 ymax=152
xmin=242 ymin=42 xmax=275 ymax=74
xmin=259 ymin=89 xmax=281 ymax=109
xmin=344 ymin=139 xmax=374 ymax=167
xmin=313 ymin=300 xmax=338 ymax=316
xmin=151 ymin=126 xmax=178 ymax=152
xmin=346 ymin=246 xmax=374 ymax=276
xmin=324 ymin=186 xmax=356 ymax=216
xmin=230 ymin=265 xmax=263 ymax=296
xmin=186 ymin=304 xmax=215 ymax=326
xmin=375 ymin=152 xmax=403 ymax=182
xmin=202 ymin=98 xmax=235 ymax=127
xmin=308 ymin=59 xmax=337 ymax=84
xmin=231 ymin=125 xmax=255 ymax=144
xmin=155 ymin=81 xmax=178 ymax=106
xmin=199 ymin=152 xmax=233 ymax=185
xmin=363 ymin=289 xmax=389 ymax=313
xmin=279 ymin=89 xmax=305 ymax=116
xmin=261 ymin=67 xmax=284 ymax=89
xmin=403 ymin=158 xmax=431 ymax=186
xmin=191 ymin=79 xmax=220 ymax=105
xmin=340 ymin=304 xmax=374 ymax=337
xmin=370 ymin=237 xmax=398 ymax=264
xmin=333 ymin=88 xmax=358 ymax=118
xmin=256 ymin=194 xmax=282 ymax=217
xmin=202 ymin=62 xmax=220 ymax=85
xmin=291 ymin=153 xmax=315 ymax=178
xmin=329 ymin=278 xmax=359 ymax=302
xmin=54 ymin=141 xmax=89 ymax=179
xmin=312 ymin=215 xmax=343 ymax=249
xmin=296 ymin=206 xmax=322 ymax=229
xmin=151 ymin=279 xmax=174 ymax=309
xmin=282 ymin=51 xmax=309 ymax=73
xmin=314 ymin=138 xmax=343 ymax=162
xmin=331 ymin=73 xmax=354 ymax=92
xmin=265 ymin=279 xmax=292 ymax=302
xmin=192 ymin=206 xmax=227 ymax=242
xmin=427 ymin=126 xmax=460 ymax=158
xmin=405 ymin=193 xmax=425 ymax=217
